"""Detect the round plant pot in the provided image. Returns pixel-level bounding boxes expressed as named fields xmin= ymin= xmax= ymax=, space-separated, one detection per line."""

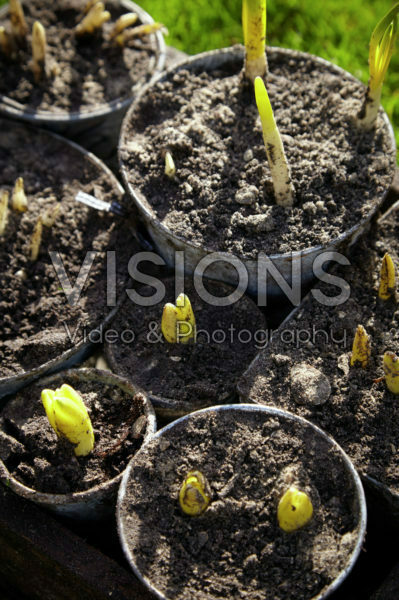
xmin=0 ymin=368 xmax=156 ymax=520
xmin=117 ymin=403 xmax=366 ymax=600
xmin=119 ymin=45 xmax=396 ymax=299
xmin=0 ymin=117 xmax=135 ymax=399
xmin=0 ymin=0 xmax=166 ymax=158
xmin=104 ymin=275 xmax=267 ymax=418
xmin=237 ymin=201 xmax=399 ymax=526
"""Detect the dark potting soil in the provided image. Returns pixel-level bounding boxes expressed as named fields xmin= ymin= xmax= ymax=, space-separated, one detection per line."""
xmin=0 ymin=372 xmax=148 ymax=493
xmin=0 ymin=118 xmax=135 ymax=377
xmin=119 ymin=408 xmax=360 ymax=600
xmin=120 ymin=47 xmax=396 ymax=259
xmin=0 ymin=0 xmax=158 ymax=113
xmin=238 ymin=206 xmax=399 ymax=492
xmin=106 ymin=277 xmax=267 ymax=408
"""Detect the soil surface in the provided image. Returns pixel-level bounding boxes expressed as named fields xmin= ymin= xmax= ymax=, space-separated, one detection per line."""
xmin=0 ymin=118 xmax=135 ymax=377
xmin=238 ymin=205 xmax=399 ymax=493
xmin=0 ymin=0 xmax=159 ymax=113
xmin=119 ymin=407 xmax=361 ymax=600
xmin=120 ymin=47 xmax=395 ymax=259
xmin=105 ymin=277 xmax=267 ymax=410
xmin=0 ymin=371 xmax=148 ymax=493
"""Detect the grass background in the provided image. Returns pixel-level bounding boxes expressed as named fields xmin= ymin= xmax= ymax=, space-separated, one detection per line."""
xmin=0 ymin=0 xmax=398 ymax=156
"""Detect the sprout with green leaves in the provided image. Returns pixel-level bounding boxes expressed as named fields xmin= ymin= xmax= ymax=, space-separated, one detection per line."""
xmin=254 ymin=76 xmax=295 ymax=207
xmin=242 ymin=0 xmax=267 ymax=81
xmin=358 ymin=3 xmax=399 ymax=130
xmin=41 ymin=384 xmax=95 ymax=457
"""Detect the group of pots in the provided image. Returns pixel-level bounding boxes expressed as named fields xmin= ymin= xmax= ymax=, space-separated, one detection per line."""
xmin=0 ymin=1 xmax=397 ymax=599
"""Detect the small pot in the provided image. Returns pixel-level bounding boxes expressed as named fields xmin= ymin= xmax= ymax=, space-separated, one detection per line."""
xmin=0 ymin=368 xmax=156 ymax=520
xmin=119 ymin=45 xmax=396 ymax=299
xmin=0 ymin=117 xmax=129 ymax=399
xmin=0 ymin=0 xmax=166 ymax=158
xmin=237 ymin=201 xmax=399 ymax=526
xmin=104 ymin=275 xmax=267 ymax=419
xmin=117 ymin=404 xmax=366 ymax=600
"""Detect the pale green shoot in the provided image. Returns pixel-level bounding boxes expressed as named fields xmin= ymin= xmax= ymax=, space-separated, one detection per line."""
xmin=242 ymin=0 xmax=267 ymax=81
xmin=254 ymin=76 xmax=294 ymax=207
xmin=359 ymin=3 xmax=399 ymax=129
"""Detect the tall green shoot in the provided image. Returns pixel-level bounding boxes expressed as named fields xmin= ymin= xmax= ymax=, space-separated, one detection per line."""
xmin=359 ymin=3 xmax=399 ymax=130
xmin=242 ymin=0 xmax=267 ymax=81
xmin=254 ymin=76 xmax=295 ymax=207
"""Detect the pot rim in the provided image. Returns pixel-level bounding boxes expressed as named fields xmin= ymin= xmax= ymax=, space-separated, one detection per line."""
xmin=0 ymin=0 xmax=166 ymax=123
xmin=118 ymin=44 xmax=396 ymax=266
xmin=0 ymin=368 xmax=157 ymax=508
xmin=0 ymin=120 xmax=127 ymax=398
xmin=117 ymin=402 xmax=367 ymax=600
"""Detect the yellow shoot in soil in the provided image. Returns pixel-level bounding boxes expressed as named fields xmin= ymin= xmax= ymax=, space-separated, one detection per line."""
xmin=359 ymin=3 xmax=399 ymax=130
xmin=278 ymin=486 xmax=313 ymax=533
xmin=254 ymin=76 xmax=295 ymax=207
xmin=350 ymin=325 xmax=371 ymax=369
xmin=164 ymin=151 xmax=176 ymax=178
xmin=9 ymin=0 xmax=28 ymax=46
xmin=161 ymin=293 xmax=196 ymax=344
xmin=41 ymin=384 xmax=95 ymax=457
xmin=41 ymin=203 xmax=61 ymax=228
xmin=75 ymin=2 xmax=111 ymax=36
xmin=0 ymin=26 xmax=12 ymax=57
xmin=179 ymin=471 xmax=211 ymax=516
xmin=83 ymin=0 xmax=99 ymax=15
xmin=12 ymin=176 xmax=27 ymax=212
xmin=242 ymin=0 xmax=267 ymax=81
xmin=29 ymin=216 xmax=42 ymax=261
xmin=383 ymin=351 xmax=399 ymax=394
xmin=116 ymin=22 xmax=167 ymax=46
xmin=31 ymin=21 xmax=46 ymax=83
xmin=378 ymin=252 xmax=396 ymax=301
xmin=0 ymin=190 xmax=9 ymax=236
xmin=110 ymin=13 xmax=138 ymax=40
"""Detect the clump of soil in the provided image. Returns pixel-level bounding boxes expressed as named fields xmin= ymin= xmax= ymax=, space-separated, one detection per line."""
xmin=238 ymin=206 xmax=399 ymax=492
xmin=119 ymin=407 xmax=362 ymax=600
xmin=0 ymin=371 xmax=149 ymax=493
xmin=0 ymin=117 xmax=136 ymax=377
xmin=106 ymin=277 xmax=267 ymax=411
xmin=120 ymin=47 xmax=395 ymax=259
xmin=0 ymin=0 xmax=159 ymax=113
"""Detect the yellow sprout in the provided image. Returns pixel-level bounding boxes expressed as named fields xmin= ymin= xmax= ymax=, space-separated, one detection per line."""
xmin=378 ymin=252 xmax=396 ymax=301
xmin=278 ymin=486 xmax=313 ymax=533
xmin=75 ymin=2 xmax=111 ymax=36
xmin=110 ymin=13 xmax=138 ymax=39
xmin=116 ymin=22 xmax=167 ymax=46
xmin=0 ymin=190 xmax=9 ymax=236
xmin=0 ymin=26 xmax=13 ymax=57
xmin=29 ymin=216 xmax=42 ymax=261
xmin=12 ymin=176 xmax=28 ymax=212
xmin=383 ymin=351 xmax=399 ymax=394
xmin=350 ymin=325 xmax=371 ymax=368
xmin=242 ymin=0 xmax=267 ymax=81
xmin=31 ymin=21 xmax=46 ymax=83
xmin=161 ymin=293 xmax=196 ymax=344
xmin=9 ymin=0 xmax=28 ymax=45
xmin=83 ymin=0 xmax=99 ymax=14
xmin=359 ymin=3 xmax=399 ymax=129
xmin=41 ymin=384 xmax=95 ymax=457
xmin=254 ymin=76 xmax=295 ymax=207
xmin=179 ymin=471 xmax=211 ymax=516
xmin=41 ymin=203 xmax=61 ymax=228
xmin=164 ymin=151 xmax=176 ymax=178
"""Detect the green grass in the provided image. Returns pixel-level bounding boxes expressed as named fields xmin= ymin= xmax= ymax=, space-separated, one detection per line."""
xmin=1 ymin=0 xmax=398 ymax=156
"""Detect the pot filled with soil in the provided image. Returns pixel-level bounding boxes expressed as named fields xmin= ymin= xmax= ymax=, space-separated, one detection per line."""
xmin=0 ymin=367 xmax=156 ymax=519
xmin=237 ymin=201 xmax=399 ymax=524
xmin=118 ymin=9 xmax=397 ymax=300
xmin=0 ymin=116 xmax=137 ymax=399
xmin=105 ymin=275 xmax=267 ymax=418
xmin=0 ymin=0 xmax=166 ymax=158
xmin=117 ymin=403 xmax=366 ymax=600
